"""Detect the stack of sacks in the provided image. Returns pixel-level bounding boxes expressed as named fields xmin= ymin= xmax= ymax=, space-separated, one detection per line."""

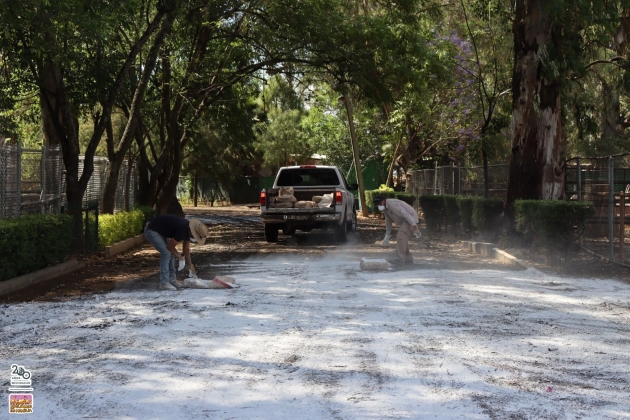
xmin=272 ymin=187 xmax=297 ymax=208
xmin=318 ymin=193 xmax=334 ymax=208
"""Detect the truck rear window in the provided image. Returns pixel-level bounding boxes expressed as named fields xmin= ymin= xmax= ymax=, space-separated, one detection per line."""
xmin=276 ymin=168 xmax=340 ymax=187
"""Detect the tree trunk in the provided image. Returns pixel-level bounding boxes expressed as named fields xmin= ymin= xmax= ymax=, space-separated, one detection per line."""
xmin=505 ymin=0 xmax=565 ymax=219
xmin=101 ymin=14 xmax=174 ymax=214
xmin=37 ymin=60 xmax=84 ymax=248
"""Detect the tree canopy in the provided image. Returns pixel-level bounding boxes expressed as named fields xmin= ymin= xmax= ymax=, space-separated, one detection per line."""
xmin=4 ymin=0 xmax=630 ymax=237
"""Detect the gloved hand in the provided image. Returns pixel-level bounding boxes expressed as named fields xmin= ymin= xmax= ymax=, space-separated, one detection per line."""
xmin=177 ymin=257 xmax=185 ymax=271
xmin=188 ymin=263 xmax=198 ymax=279
xmin=412 ymin=225 xmax=421 ymax=239
xmin=382 ymin=233 xmax=391 ymax=246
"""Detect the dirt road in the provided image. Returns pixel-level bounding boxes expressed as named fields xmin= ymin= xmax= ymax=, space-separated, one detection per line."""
xmin=1 ymin=206 xmax=629 ymax=419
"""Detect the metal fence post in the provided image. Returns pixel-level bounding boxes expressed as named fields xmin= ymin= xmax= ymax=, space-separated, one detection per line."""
xmin=609 ymin=156 xmax=615 ymax=260
xmin=0 ymin=146 xmax=5 ymax=218
xmin=16 ymin=142 xmax=22 ymax=216
xmin=433 ymin=161 xmax=438 ymax=195
xmin=41 ymin=146 xmax=47 ymax=214
xmin=423 ymin=169 xmax=427 ymax=196
xmin=620 ymin=192 xmax=625 ymax=261
xmin=57 ymin=147 xmax=63 ymax=213
xmin=577 ymin=158 xmax=582 ymax=202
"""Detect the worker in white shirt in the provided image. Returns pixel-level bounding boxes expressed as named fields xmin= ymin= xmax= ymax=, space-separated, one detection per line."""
xmin=374 ymin=196 xmax=421 ymax=266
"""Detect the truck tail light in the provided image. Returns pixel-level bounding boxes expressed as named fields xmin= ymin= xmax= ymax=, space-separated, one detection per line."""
xmin=260 ymin=191 xmax=266 ymax=206
xmin=335 ymin=191 xmax=342 ymax=204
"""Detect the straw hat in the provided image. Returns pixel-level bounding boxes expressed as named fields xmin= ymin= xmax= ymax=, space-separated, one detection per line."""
xmin=188 ymin=218 xmax=208 ymax=245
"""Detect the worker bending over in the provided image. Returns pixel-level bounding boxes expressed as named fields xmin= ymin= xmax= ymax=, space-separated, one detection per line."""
xmin=374 ymin=196 xmax=420 ymax=266
xmin=144 ymin=215 xmax=208 ymax=290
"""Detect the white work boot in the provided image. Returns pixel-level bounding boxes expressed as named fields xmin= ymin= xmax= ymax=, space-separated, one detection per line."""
xmin=159 ymin=282 xmax=177 ymax=291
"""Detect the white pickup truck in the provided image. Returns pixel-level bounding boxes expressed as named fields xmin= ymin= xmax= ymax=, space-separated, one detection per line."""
xmin=260 ymin=165 xmax=358 ymax=242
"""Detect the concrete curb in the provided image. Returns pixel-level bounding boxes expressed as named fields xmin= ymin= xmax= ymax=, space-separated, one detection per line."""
xmin=0 ymin=260 xmax=86 ymax=296
xmin=1 ymin=234 xmax=147 ymax=297
xmin=105 ymin=234 xmax=146 ymax=258
xmin=461 ymin=241 xmax=529 ymax=269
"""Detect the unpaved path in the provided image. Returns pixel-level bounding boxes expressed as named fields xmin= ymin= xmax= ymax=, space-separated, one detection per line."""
xmin=1 ymin=206 xmax=629 ymax=419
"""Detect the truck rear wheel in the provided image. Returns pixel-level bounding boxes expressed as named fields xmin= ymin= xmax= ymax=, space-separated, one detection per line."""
xmin=264 ymin=224 xmax=279 ymax=242
xmin=335 ymin=218 xmax=347 ymax=243
xmin=348 ymin=208 xmax=358 ymax=232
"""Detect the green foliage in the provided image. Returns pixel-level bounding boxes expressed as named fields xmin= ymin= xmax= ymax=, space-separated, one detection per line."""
xmin=444 ymin=195 xmax=460 ymax=227
xmin=456 ymin=196 xmax=476 ymax=234
xmin=394 ymin=193 xmax=416 ymax=207
xmin=254 ymin=76 xmax=312 ymax=170
xmin=134 ymin=206 xmax=157 ymax=226
xmin=98 ymin=209 xmax=145 ymax=248
xmin=514 ymin=200 xmax=595 ymax=247
xmin=365 ymin=187 xmax=397 ymax=213
xmin=418 ymin=195 xmax=446 ymax=232
xmin=0 ymin=214 xmax=73 ymax=282
xmin=472 ymin=197 xmax=504 ymax=239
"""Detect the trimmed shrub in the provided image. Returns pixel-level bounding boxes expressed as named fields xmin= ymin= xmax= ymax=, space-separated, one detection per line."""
xmin=456 ymin=196 xmax=475 ymax=234
xmin=394 ymin=192 xmax=416 ymax=207
xmin=443 ymin=195 xmax=460 ymax=228
xmin=419 ymin=195 xmax=446 ymax=232
xmin=0 ymin=214 xmax=73 ymax=282
xmin=514 ymin=200 xmax=595 ymax=247
xmin=135 ymin=206 xmax=157 ymax=230
xmin=472 ymin=197 xmax=504 ymax=240
xmin=365 ymin=186 xmax=396 ymax=214
xmin=98 ymin=209 xmax=146 ymax=247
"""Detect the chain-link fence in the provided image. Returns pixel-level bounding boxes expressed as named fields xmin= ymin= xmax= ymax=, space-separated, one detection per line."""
xmin=408 ymin=164 xmax=509 ymax=205
xmin=1 ymin=144 xmax=64 ymax=218
xmin=1 ymin=144 xmax=137 ymax=219
xmin=63 ymin=157 xmax=137 ymax=212
xmin=566 ymin=155 xmax=630 ymax=264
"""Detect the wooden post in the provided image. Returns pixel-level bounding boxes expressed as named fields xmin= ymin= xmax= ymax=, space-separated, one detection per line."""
xmin=340 ymin=95 xmax=368 ymax=217
xmin=620 ymin=192 xmax=625 ymax=261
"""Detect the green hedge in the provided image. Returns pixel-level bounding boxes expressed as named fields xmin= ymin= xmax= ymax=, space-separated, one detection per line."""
xmin=98 ymin=209 xmax=146 ymax=247
xmin=472 ymin=197 xmax=504 ymax=239
xmin=514 ymin=200 xmax=595 ymax=246
xmin=444 ymin=195 xmax=460 ymax=227
xmin=456 ymin=196 xmax=475 ymax=234
xmin=419 ymin=195 xmax=446 ymax=231
xmin=364 ymin=188 xmax=416 ymax=214
xmin=394 ymin=192 xmax=416 ymax=206
xmin=0 ymin=214 xmax=73 ymax=282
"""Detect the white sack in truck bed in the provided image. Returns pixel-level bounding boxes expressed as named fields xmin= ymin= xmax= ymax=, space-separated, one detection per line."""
xmin=318 ymin=193 xmax=334 ymax=208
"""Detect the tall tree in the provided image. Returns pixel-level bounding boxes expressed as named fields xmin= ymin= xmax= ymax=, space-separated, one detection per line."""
xmin=506 ymin=0 xmax=563 ymax=211
xmin=0 ymin=0 xmax=168 ymax=244
xmin=505 ymin=0 xmax=630 ymax=216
